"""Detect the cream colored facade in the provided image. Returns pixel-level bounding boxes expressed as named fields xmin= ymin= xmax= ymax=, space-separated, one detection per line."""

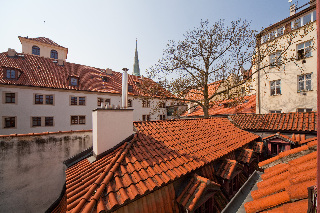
xmin=253 ymin=5 xmax=317 ymax=114
xmin=0 ymin=85 xmax=168 ymax=134
xmin=19 ymin=37 xmax=68 ymax=60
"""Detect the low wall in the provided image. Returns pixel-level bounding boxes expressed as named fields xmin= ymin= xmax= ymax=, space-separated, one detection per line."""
xmin=0 ymin=131 xmax=92 ymax=213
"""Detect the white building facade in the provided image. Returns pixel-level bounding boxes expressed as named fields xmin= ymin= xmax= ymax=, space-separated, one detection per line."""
xmin=253 ymin=2 xmax=317 ymax=114
xmin=0 ymin=37 xmax=169 ymax=134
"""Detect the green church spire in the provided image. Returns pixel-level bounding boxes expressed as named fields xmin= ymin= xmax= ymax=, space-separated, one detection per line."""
xmin=133 ymin=39 xmax=140 ymax=76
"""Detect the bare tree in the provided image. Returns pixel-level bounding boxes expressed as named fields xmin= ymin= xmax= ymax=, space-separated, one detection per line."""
xmin=146 ymin=19 xmax=256 ymax=118
xmin=138 ymin=17 xmax=315 ymax=118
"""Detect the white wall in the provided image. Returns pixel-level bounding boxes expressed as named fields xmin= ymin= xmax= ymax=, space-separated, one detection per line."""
xmin=0 ymin=85 xmax=168 ymax=134
xmin=20 ymin=37 xmax=68 ymax=60
xmin=253 ymin=19 xmax=317 ymax=114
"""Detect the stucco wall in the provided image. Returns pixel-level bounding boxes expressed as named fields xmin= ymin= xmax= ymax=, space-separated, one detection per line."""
xmin=0 ymin=131 xmax=92 ymax=213
xmin=253 ymin=17 xmax=317 ymax=114
xmin=0 ymin=85 xmax=167 ymax=134
xmin=20 ymin=37 xmax=68 ymax=60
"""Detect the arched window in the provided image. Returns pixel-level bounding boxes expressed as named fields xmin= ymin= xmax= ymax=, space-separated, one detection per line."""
xmin=50 ymin=50 xmax=58 ymax=59
xmin=32 ymin=46 xmax=40 ymax=55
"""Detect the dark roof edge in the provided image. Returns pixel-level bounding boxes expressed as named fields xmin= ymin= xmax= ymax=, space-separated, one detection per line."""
xmin=45 ymin=183 xmax=66 ymax=213
xmin=244 ymin=129 xmax=317 ymax=135
xmin=221 ymin=170 xmax=263 ymax=213
xmin=258 ymin=4 xmax=316 ymax=35
xmin=64 ymin=146 xmax=93 ymax=168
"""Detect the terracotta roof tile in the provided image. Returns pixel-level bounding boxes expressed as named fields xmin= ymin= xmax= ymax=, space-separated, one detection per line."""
xmin=60 ymin=117 xmax=259 ymax=212
xmin=19 ymin=36 xmax=66 ymax=48
xmin=245 ymin=143 xmax=317 ymax=213
xmin=184 ymin=81 xmax=221 ymax=101
xmin=183 ymin=94 xmax=256 ymax=117
xmin=0 ymin=52 xmax=170 ymax=97
xmin=177 ymin=174 xmax=220 ymax=212
xmin=231 ymin=112 xmax=317 ymax=132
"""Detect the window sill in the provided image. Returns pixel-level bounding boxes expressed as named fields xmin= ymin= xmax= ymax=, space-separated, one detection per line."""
xmin=270 ymin=94 xmax=282 ymax=96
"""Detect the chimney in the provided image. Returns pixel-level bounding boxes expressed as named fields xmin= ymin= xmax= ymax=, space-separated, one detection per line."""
xmin=122 ymin=68 xmax=128 ymax=108
xmin=58 ymin=59 xmax=64 ymax=66
xmin=106 ymin=68 xmax=112 ymax=75
xmin=290 ymin=4 xmax=296 ymax=16
xmin=92 ymin=108 xmax=133 ymax=157
xmin=7 ymin=48 xmax=16 ymax=57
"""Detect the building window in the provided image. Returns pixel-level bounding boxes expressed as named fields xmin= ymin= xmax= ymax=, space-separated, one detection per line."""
xmin=128 ymin=99 xmax=132 ymax=107
xmin=297 ymin=108 xmax=312 ymax=113
xmin=71 ymin=116 xmax=85 ymax=125
xmin=70 ymin=77 xmax=79 ymax=86
xmin=142 ymin=100 xmax=150 ymax=108
xmin=277 ymin=26 xmax=284 ymax=37
xmin=298 ymin=74 xmax=312 ymax=92
xmin=270 ymin=110 xmax=281 ymax=113
xmin=105 ymin=99 xmax=110 ymax=106
xmin=50 ymin=50 xmax=58 ymax=59
xmin=32 ymin=46 xmax=40 ymax=55
xmin=159 ymin=102 xmax=166 ymax=108
xmin=270 ymin=80 xmax=281 ymax=96
xmin=5 ymin=93 xmax=15 ymax=103
xmin=32 ymin=117 xmax=42 ymax=127
xmin=35 ymin=94 xmax=43 ymax=104
xmin=292 ymin=10 xmax=316 ymax=30
xmin=79 ymin=116 xmax=85 ymax=124
xmin=142 ymin=115 xmax=150 ymax=121
xmin=297 ymin=41 xmax=312 ymax=60
xmin=71 ymin=96 xmax=78 ymax=105
xmin=78 ymin=97 xmax=86 ymax=105
xmin=97 ymin=98 xmax=103 ymax=107
xmin=102 ymin=76 xmax=109 ymax=82
xmin=270 ymin=51 xmax=282 ymax=67
xmin=45 ymin=117 xmax=54 ymax=126
xmin=5 ymin=69 xmax=17 ymax=80
xmin=159 ymin=115 xmax=165 ymax=120
xmin=4 ymin=117 xmax=16 ymax=128
xmin=46 ymin=95 xmax=53 ymax=105
xmin=128 ymin=84 xmax=133 ymax=92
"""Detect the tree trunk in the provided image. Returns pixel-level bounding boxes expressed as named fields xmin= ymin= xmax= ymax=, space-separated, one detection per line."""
xmin=203 ymin=99 xmax=209 ymax=118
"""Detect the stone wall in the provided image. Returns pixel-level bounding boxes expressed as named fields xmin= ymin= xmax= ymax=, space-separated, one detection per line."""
xmin=0 ymin=131 xmax=92 ymax=213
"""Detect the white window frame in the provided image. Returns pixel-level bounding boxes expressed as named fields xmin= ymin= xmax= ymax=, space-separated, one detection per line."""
xmin=270 ymin=80 xmax=281 ymax=96
xmin=270 ymin=51 xmax=282 ymax=68
xmin=297 ymin=41 xmax=312 ymax=60
xmin=298 ymin=73 xmax=312 ymax=92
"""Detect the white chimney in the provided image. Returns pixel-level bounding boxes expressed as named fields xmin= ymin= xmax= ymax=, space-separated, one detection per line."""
xmin=122 ymin=68 xmax=128 ymax=108
xmin=58 ymin=59 xmax=64 ymax=66
xmin=92 ymin=108 xmax=133 ymax=157
xmin=106 ymin=68 xmax=113 ymax=75
xmin=290 ymin=4 xmax=296 ymax=16
xmin=7 ymin=48 xmax=16 ymax=57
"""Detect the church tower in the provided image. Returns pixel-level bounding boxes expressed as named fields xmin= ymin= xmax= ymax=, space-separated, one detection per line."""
xmin=133 ymin=39 xmax=140 ymax=76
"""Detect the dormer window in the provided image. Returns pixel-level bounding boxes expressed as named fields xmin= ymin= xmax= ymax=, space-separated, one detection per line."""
xmin=102 ymin=76 xmax=109 ymax=82
xmin=50 ymin=50 xmax=58 ymax=59
xmin=5 ymin=69 xmax=18 ymax=80
xmin=32 ymin=46 xmax=40 ymax=56
xmin=69 ymin=77 xmax=79 ymax=86
xmin=128 ymin=84 xmax=133 ymax=92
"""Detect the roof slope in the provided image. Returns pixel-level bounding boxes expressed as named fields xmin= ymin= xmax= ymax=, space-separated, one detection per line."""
xmin=230 ymin=112 xmax=317 ymax=132
xmin=244 ymin=140 xmax=317 ymax=213
xmin=19 ymin=36 xmax=67 ymax=48
xmin=0 ymin=52 xmax=166 ymax=96
xmin=184 ymin=81 xmax=221 ymax=101
xmin=64 ymin=118 xmax=259 ymax=212
xmin=183 ymin=94 xmax=255 ymax=117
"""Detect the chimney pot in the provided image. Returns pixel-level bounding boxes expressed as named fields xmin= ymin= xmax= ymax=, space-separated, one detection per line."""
xmin=290 ymin=4 xmax=296 ymax=16
xmin=122 ymin=68 xmax=129 ymax=108
xmin=7 ymin=48 xmax=16 ymax=57
xmin=92 ymin=109 xmax=134 ymax=157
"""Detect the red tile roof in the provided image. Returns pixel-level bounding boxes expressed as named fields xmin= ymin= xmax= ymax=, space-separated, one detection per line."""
xmin=0 ymin=129 xmax=92 ymax=138
xmin=184 ymin=81 xmax=221 ymax=101
xmin=244 ymin=142 xmax=317 ymax=213
xmin=19 ymin=36 xmax=67 ymax=48
xmin=230 ymin=112 xmax=317 ymax=132
xmin=253 ymin=142 xmax=264 ymax=153
xmin=176 ymin=174 xmax=220 ymax=212
xmin=237 ymin=148 xmax=255 ymax=164
xmin=61 ymin=117 xmax=259 ymax=212
xmin=216 ymin=159 xmax=243 ymax=180
xmin=0 ymin=52 xmax=168 ymax=97
xmin=183 ymin=94 xmax=256 ymax=117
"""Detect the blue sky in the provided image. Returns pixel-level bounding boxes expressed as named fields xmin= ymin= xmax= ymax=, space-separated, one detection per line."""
xmin=0 ymin=0 xmax=310 ymax=77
